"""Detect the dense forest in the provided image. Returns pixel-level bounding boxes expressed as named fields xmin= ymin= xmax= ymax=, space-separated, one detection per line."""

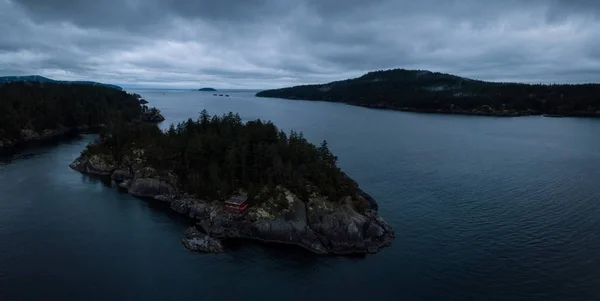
xmin=86 ymin=110 xmax=359 ymax=206
xmin=0 ymin=82 xmax=143 ymax=144
xmin=257 ymin=69 xmax=600 ymax=116
xmin=0 ymin=75 xmax=123 ymax=90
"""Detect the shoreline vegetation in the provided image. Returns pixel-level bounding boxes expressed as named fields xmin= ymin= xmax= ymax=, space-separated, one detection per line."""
xmin=0 ymin=82 xmax=164 ymax=151
xmin=70 ymin=110 xmax=394 ymax=255
xmin=256 ymin=68 xmax=600 ymax=118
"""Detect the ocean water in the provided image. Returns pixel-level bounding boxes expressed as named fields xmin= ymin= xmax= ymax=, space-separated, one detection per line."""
xmin=1 ymin=90 xmax=600 ymax=301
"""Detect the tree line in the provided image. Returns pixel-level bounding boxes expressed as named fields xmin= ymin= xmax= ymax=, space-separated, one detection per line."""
xmin=88 ymin=110 xmax=359 ymax=205
xmin=0 ymin=82 xmax=143 ymax=141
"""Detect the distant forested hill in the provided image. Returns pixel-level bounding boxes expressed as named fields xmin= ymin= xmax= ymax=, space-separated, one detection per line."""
xmin=0 ymin=75 xmax=122 ymax=91
xmin=256 ymin=69 xmax=600 ymax=117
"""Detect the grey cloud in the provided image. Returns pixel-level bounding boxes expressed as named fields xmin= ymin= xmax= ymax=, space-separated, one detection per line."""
xmin=13 ymin=0 xmax=289 ymax=27
xmin=3 ymin=0 xmax=600 ymax=88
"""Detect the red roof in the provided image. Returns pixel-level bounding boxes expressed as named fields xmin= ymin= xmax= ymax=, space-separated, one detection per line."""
xmin=225 ymin=195 xmax=248 ymax=206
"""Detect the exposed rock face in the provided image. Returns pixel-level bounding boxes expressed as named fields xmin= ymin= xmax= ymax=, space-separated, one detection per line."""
xmin=69 ymin=154 xmax=115 ymax=176
xmin=307 ymin=204 xmax=393 ymax=254
xmin=111 ymin=169 xmax=132 ymax=182
xmin=1 ymin=126 xmax=77 ymax=150
xmin=20 ymin=129 xmax=41 ymax=141
xmin=150 ymin=190 xmax=394 ymax=255
xmin=128 ymin=178 xmax=177 ymax=198
xmin=0 ymin=139 xmax=14 ymax=148
xmin=182 ymin=227 xmax=224 ymax=253
xmin=69 ymin=152 xmax=395 ymax=255
xmin=118 ymin=180 xmax=131 ymax=190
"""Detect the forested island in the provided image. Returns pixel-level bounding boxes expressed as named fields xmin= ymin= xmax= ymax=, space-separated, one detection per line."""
xmin=257 ymin=69 xmax=600 ymax=117
xmin=198 ymin=87 xmax=217 ymax=92
xmin=0 ymin=81 xmax=163 ymax=150
xmin=70 ymin=110 xmax=394 ymax=254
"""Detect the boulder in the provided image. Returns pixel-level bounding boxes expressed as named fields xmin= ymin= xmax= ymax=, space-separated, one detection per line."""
xmin=85 ymin=155 xmax=115 ymax=176
xmin=20 ymin=129 xmax=40 ymax=141
xmin=181 ymin=227 xmax=223 ymax=253
xmin=69 ymin=154 xmax=115 ymax=176
xmin=0 ymin=139 xmax=12 ymax=148
xmin=118 ymin=180 xmax=131 ymax=190
xmin=307 ymin=201 xmax=394 ymax=254
xmin=111 ymin=169 xmax=132 ymax=182
xmin=154 ymin=195 xmax=176 ymax=203
xmin=170 ymin=198 xmax=194 ymax=214
xmin=128 ymin=178 xmax=177 ymax=198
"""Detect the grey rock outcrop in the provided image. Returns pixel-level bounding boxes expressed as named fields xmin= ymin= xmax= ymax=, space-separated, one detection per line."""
xmin=69 ymin=154 xmax=115 ymax=176
xmin=118 ymin=180 xmax=131 ymax=190
xmin=150 ymin=190 xmax=394 ymax=255
xmin=69 ymin=152 xmax=394 ymax=255
xmin=111 ymin=169 xmax=132 ymax=182
xmin=181 ymin=227 xmax=224 ymax=253
xmin=128 ymin=178 xmax=177 ymax=198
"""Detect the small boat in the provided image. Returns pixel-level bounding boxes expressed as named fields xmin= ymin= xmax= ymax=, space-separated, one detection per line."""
xmin=213 ymin=94 xmax=217 ymax=96
xmin=542 ymin=114 xmax=565 ymax=118
xmin=219 ymin=94 xmax=223 ymax=96
xmin=225 ymin=95 xmax=230 ymax=97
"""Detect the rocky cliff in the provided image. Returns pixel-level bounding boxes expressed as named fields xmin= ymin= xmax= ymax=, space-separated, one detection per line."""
xmin=70 ymin=151 xmax=395 ymax=255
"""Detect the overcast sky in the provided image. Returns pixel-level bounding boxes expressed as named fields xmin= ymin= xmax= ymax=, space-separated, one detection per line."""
xmin=1 ymin=0 xmax=600 ymax=89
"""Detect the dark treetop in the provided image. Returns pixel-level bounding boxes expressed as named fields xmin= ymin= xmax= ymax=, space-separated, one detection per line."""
xmin=256 ymin=68 xmax=600 ymax=117
xmin=85 ymin=110 xmax=364 ymax=209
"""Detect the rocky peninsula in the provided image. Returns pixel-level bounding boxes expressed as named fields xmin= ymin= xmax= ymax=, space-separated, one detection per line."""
xmin=69 ymin=111 xmax=394 ymax=255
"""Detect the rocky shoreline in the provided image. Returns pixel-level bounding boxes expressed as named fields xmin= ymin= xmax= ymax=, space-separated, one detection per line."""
xmin=257 ymin=95 xmax=600 ymax=118
xmin=69 ymin=151 xmax=395 ymax=255
xmin=355 ymin=103 xmax=600 ymax=117
xmin=0 ymin=110 xmax=165 ymax=152
xmin=0 ymin=125 xmax=100 ymax=151
xmin=354 ymin=104 xmax=537 ymax=117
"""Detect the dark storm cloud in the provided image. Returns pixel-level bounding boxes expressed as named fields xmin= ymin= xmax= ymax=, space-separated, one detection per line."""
xmin=3 ymin=0 xmax=600 ymax=88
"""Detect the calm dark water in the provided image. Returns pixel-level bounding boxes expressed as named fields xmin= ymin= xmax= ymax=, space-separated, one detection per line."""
xmin=2 ymin=90 xmax=600 ymax=301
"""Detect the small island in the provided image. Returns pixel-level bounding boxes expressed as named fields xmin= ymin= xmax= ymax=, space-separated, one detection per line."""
xmin=257 ymin=68 xmax=600 ymax=117
xmin=198 ymin=87 xmax=217 ymax=92
xmin=70 ymin=110 xmax=394 ymax=255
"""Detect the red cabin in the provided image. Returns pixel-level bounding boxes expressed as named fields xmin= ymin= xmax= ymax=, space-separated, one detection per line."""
xmin=225 ymin=195 xmax=248 ymax=212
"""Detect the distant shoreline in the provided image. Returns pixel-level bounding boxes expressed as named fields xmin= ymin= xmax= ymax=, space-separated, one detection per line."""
xmin=255 ymin=96 xmax=600 ymax=118
xmin=255 ymin=68 xmax=600 ymax=119
xmin=352 ymin=103 xmax=600 ymax=118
